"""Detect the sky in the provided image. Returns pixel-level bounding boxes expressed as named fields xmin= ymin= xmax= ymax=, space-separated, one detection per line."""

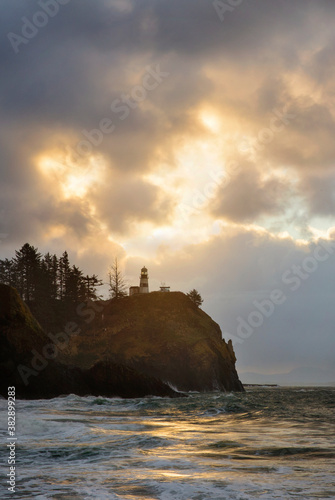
xmin=1 ymin=0 xmax=335 ymax=383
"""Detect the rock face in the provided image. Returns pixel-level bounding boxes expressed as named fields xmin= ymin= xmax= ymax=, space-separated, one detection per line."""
xmin=0 ymin=285 xmax=178 ymax=398
xmin=62 ymin=291 xmax=244 ymax=393
xmin=0 ymin=285 xmax=244 ymax=398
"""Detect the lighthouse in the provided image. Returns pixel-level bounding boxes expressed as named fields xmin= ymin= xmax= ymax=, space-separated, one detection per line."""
xmin=139 ymin=266 xmax=149 ymax=293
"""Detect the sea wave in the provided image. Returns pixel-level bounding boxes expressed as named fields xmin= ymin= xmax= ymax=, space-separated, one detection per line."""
xmin=1 ymin=387 xmax=334 ymax=499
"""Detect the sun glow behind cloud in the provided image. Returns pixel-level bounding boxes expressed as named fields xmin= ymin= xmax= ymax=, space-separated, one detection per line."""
xmin=140 ymin=132 xmax=228 ymax=250
xmin=35 ymin=121 xmax=320 ymax=260
xmin=32 ymin=73 xmax=335 ymax=263
xmin=38 ymin=155 xmax=106 ymax=200
xmin=200 ymin=109 xmax=222 ymax=134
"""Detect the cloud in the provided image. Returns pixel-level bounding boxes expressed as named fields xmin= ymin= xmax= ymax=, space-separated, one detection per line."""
xmin=91 ymin=170 xmax=175 ymax=234
xmin=210 ymin=158 xmax=294 ymax=223
xmin=299 ymin=172 xmax=335 ymax=217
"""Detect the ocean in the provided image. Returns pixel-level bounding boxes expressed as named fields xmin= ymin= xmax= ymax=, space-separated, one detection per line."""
xmin=1 ymin=387 xmax=334 ymax=499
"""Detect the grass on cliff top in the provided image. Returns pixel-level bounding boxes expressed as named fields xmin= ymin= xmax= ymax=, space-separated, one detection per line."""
xmin=69 ymin=291 xmax=223 ymax=368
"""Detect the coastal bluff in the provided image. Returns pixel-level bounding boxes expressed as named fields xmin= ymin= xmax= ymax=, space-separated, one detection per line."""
xmin=0 ymin=284 xmax=244 ymax=398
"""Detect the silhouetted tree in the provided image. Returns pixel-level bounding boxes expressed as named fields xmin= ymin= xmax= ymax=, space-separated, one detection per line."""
xmin=63 ymin=265 xmax=80 ymax=302
xmin=35 ymin=259 xmax=53 ymax=303
xmin=187 ymin=289 xmax=203 ymax=307
xmin=0 ymin=244 xmax=103 ymax=303
xmin=42 ymin=253 xmax=58 ymax=300
xmin=108 ymin=258 xmax=127 ymax=299
xmin=13 ymin=243 xmax=42 ymax=301
xmin=83 ymin=274 xmax=103 ymax=300
xmin=58 ymin=251 xmax=71 ymax=300
xmin=0 ymin=258 xmax=15 ymax=287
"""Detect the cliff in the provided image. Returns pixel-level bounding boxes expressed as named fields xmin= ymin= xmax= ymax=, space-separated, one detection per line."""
xmin=0 ymin=285 xmax=244 ymax=398
xmin=0 ymin=285 xmax=178 ymax=398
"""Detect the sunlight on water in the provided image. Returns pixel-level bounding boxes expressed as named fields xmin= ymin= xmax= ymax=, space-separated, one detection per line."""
xmin=1 ymin=388 xmax=334 ymax=499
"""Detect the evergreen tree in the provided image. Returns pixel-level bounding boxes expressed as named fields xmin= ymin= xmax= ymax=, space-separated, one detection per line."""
xmin=35 ymin=259 xmax=52 ymax=303
xmin=187 ymin=289 xmax=203 ymax=307
xmin=0 ymin=244 xmax=104 ymax=305
xmin=42 ymin=253 xmax=58 ymax=300
xmin=83 ymin=274 xmax=103 ymax=300
xmin=65 ymin=265 xmax=85 ymax=303
xmin=58 ymin=251 xmax=71 ymax=301
xmin=0 ymin=258 xmax=15 ymax=287
xmin=13 ymin=243 xmax=42 ymax=301
xmin=108 ymin=258 xmax=127 ymax=299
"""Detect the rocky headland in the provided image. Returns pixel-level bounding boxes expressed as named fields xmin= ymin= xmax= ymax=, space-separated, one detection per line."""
xmin=0 ymin=284 xmax=244 ymax=398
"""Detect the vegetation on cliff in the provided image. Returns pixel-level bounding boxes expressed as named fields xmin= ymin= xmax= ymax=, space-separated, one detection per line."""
xmin=0 ymin=243 xmax=103 ymax=304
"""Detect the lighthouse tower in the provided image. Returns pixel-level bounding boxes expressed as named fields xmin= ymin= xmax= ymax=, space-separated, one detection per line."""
xmin=139 ymin=266 xmax=149 ymax=293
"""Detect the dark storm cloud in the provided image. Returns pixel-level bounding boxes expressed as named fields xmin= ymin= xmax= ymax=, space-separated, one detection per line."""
xmin=0 ymin=0 xmax=325 ymax=128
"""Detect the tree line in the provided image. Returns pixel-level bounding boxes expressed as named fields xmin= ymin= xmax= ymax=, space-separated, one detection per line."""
xmin=0 ymin=243 xmax=103 ymax=303
xmin=0 ymin=243 xmax=204 ymax=307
